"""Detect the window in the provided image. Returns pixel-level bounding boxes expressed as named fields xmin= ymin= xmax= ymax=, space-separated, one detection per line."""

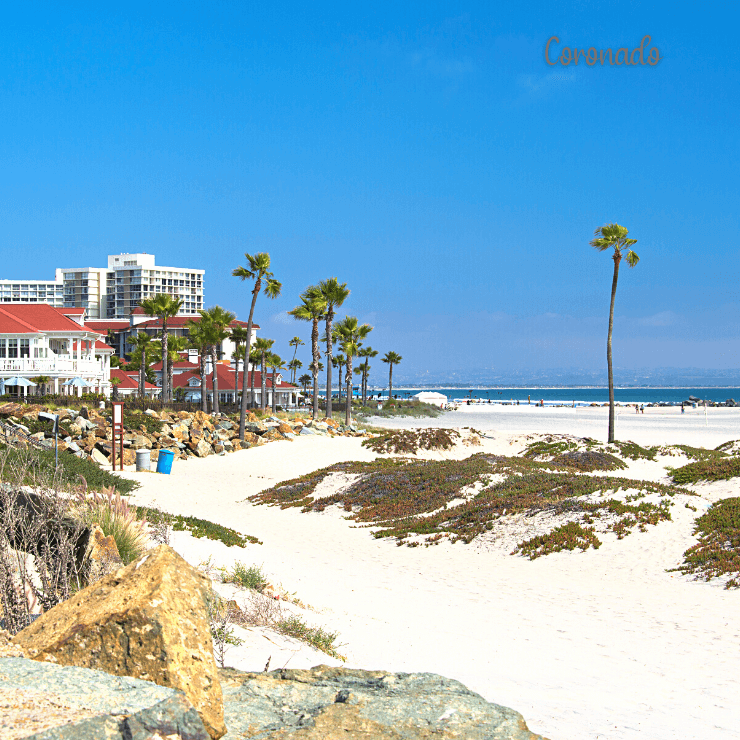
xmin=7 ymin=339 xmax=18 ymax=358
xmin=0 ymin=339 xmax=5 ymax=358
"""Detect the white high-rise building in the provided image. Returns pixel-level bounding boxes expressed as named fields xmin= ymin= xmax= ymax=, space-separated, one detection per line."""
xmin=0 ymin=279 xmax=65 ymax=306
xmin=56 ymin=253 xmax=205 ymax=319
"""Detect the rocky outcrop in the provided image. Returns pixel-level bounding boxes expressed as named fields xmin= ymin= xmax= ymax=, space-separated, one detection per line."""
xmin=0 ymin=405 xmax=367 ymax=467
xmin=217 ymin=664 xmax=549 ymax=740
xmin=83 ymin=524 xmax=124 ymax=584
xmin=12 ymin=546 xmax=225 ymax=739
xmin=0 ymin=656 xmax=209 ymax=740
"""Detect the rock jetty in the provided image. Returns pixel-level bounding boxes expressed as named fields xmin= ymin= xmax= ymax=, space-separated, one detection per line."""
xmin=0 ymin=402 xmax=366 ymax=466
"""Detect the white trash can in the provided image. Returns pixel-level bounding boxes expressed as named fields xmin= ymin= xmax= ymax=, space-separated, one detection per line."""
xmin=135 ymin=449 xmax=151 ymax=472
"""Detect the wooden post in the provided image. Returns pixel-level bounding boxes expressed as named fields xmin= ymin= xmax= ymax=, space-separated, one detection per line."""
xmin=112 ymin=401 xmax=124 ymax=471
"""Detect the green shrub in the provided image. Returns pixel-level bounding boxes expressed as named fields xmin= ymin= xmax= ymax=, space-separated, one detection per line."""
xmin=136 ymin=506 xmax=262 ymax=548
xmin=669 ymin=457 xmax=740 ymax=484
xmin=225 ymin=562 xmax=268 ymax=590
xmin=362 ymin=428 xmax=460 ymax=455
xmin=276 ymin=615 xmax=342 ymax=659
xmin=0 ymin=446 xmax=138 ymax=494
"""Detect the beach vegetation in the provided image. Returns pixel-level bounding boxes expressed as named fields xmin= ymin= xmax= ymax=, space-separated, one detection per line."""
xmin=551 ymin=450 xmax=628 ymax=471
xmin=73 ymin=486 xmax=149 ymax=565
xmin=669 ymin=497 xmax=740 ymax=588
xmin=608 ymin=440 xmax=657 ymax=461
xmin=513 ymin=522 xmax=602 ymax=559
xmin=0 ymin=444 xmax=138 ymax=494
xmin=357 ymin=399 xmax=443 ymax=419
xmin=362 ymin=428 xmax=460 ymax=455
xmin=275 ymin=615 xmax=343 ymax=659
xmin=136 ymin=505 xmax=262 ymax=547
xmin=122 ymin=410 xmax=163 ymax=436
xmin=252 ymin=454 xmax=683 ymax=550
xmin=590 ymin=223 xmax=640 ymax=443
xmin=224 ymin=562 xmax=268 ymax=591
xmin=233 ymin=252 xmax=282 ymax=438
xmin=668 ymin=457 xmax=740 ymax=485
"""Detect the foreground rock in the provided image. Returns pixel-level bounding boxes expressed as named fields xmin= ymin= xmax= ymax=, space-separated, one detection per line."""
xmin=12 ymin=546 xmax=225 ymax=739
xmin=218 ymin=664 xmax=548 ymax=740
xmin=0 ymin=656 xmax=208 ymax=739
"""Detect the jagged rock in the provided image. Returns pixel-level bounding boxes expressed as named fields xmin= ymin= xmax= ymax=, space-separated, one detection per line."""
xmin=193 ymin=439 xmax=212 ymax=457
xmin=1 ymin=630 xmax=27 ymax=658
xmin=0 ymin=402 xmax=25 ymax=417
xmin=133 ymin=434 xmax=152 ymax=449
xmin=244 ymin=421 xmax=265 ymax=433
xmin=90 ymin=448 xmax=109 ymax=466
xmin=21 ymin=405 xmax=42 ymax=421
xmin=217 ymin=665 xmax=548 ymax=740
xmin=277 ymin=422 xmax=293 ymax=435
xmin=83 ymin=524 xmax=124 ymax=584
xmin=145 ymin=409 xmax=160 ymax=418
xmin=13 ymin=545 xmax=225 ymax=739
xmin=261 ymin=428 xmax=284 ymax=442
xmin=0 ymin=657 xmax=209 ymax=739
xmin=300 ymin=426 xmax=317 ymax=435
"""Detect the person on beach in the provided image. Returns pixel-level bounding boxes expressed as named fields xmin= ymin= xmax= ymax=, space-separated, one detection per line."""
xmin=640 ymin=405 xmax=644 ymax=414
xmin=681 ymin=404 xmax=685 ymax=413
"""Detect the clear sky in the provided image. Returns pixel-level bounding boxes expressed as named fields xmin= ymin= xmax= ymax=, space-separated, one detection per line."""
xmin=2 ymin=2 xmax=738 ymax=382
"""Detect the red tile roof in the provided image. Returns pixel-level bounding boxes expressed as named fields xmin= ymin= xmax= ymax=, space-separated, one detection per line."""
xmin=0 ymin=304 xmax=98 ymax=333
xmin=85 ymin=320 xmax=130 ymax=332
xmin=172 ymin=366 xmax=296 ymax=392
xmin=110 ymin=368 xmax=157 ymax=390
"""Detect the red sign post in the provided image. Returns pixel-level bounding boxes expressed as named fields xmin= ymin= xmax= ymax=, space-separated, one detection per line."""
xmin=111 ymin=401 xmax=124 ymax=471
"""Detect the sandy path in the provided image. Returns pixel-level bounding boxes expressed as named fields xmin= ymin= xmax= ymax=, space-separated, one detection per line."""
xmin=118 ymin=422 xmax=740 ymax=740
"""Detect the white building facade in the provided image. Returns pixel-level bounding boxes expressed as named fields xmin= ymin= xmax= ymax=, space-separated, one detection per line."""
xmin=0 ymin=280 xmax=65 ymax=306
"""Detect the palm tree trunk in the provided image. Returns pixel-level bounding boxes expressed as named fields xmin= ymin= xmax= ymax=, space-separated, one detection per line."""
xmin=139 ymin=349 xmax=145 ymax=399
xmin=200 ymin=353 xmax=207 ymax=413
xmin=388 ymin=363 xmax=393 ymax=402
xmin=212 ymin=347 xmax=220 ymax=414
xmin=311 ymin=318 xmax=320 ymax=420
xmin=239 ymin=280 xmax=261 ymax=439
xmin=234 ymin=342 xmax=240 ymax=407
xmin=338 ymin=365 xmax=343 ymax=405
xmin=250 ymin=368 xmax=256 ymax=412
xmin=607 ymin=254 xmax=621 ymax=443
xmin=325 ymin=310 xmax=333 ymax=419
xmin=161 ymin=322 xmax=169 ymax=403
xmin=345 ymin=358 xmax=352 ymax=426
xmin=271 ymin=369 xmax=277 ymax=413
xmin=261 ymin=354 xmax=267 ymax=411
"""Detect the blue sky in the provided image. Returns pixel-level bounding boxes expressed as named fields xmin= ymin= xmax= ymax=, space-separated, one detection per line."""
xmin=2 ymin=2 xmax=739 ymax=381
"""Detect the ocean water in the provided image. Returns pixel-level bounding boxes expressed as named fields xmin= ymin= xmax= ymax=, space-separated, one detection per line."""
xmin=368 ymin=387 xmax=740 ymax=406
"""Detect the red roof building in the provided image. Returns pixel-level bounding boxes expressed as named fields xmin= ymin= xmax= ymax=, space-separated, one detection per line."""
xmin=0 ymin=303 xmax=113 ymax=396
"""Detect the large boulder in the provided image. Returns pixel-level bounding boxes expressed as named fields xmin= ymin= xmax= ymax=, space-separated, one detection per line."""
xmin=13 ymin=545 xmax=226 ymax=739
xmin=218 ymin=665 xmax=548 ymax=739
xmin=0 ymin=656 xmax=209 ymax=739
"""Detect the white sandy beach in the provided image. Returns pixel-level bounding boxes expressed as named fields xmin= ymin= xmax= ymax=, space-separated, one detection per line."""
xmin=118 ymin=406 xmax=740 ymax=740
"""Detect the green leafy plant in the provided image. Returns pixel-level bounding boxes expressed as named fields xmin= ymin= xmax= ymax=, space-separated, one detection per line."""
xmin=362 ymin=428 xmax=460 ymax=455
xmin=669 ymin=497 xmax=740 ymax=588
xmin=136 ymin=506 xmax=261 ymax=548
xmin=669 ymin=457 xmax=740 ymax=485
xmin=224 ymin=562 xmax=268 ymax=591
xmin=276 ymin=615 xmax=343 ymax=659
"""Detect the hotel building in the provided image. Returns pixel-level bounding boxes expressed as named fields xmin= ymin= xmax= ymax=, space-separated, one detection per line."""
xmin=0 ymin=280 xmax=65 ymax=306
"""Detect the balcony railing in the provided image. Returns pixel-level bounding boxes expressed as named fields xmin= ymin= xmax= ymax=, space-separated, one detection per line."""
xmin=0 ymin=357 xmax=105 ymax=375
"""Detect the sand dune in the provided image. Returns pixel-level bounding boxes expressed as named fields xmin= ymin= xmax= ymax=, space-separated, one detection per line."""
xmin=118 ymin=411 xmax=740 ymax=740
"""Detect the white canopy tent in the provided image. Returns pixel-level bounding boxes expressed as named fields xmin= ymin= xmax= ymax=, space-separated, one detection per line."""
xmin=412 ymin=391 xmax=448 ymax=408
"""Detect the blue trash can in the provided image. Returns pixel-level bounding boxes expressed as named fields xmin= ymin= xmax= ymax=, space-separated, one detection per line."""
xmin=156 ymin=449 xmax=175 ymax=474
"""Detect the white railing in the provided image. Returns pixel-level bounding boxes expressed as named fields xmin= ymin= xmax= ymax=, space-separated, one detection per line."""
xmin=0 ymin=358 xmax=104 ymax=376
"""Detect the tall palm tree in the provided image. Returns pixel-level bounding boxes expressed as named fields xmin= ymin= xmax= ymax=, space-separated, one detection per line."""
xmin=298 ymin=373 xmax=311 ymax=396
xmin=233 ymin=253 xmax=282 ymax=438
xmin=150 ymin=335 xmax=188 ymax=403
xmin=253 ymin=337 xmax=274 ymax=412
xmin=289 ymin=287 xmax=327 ymax=420
xmin=591 ymin=223 xmax=640 ymax=443
xmin=358 ymin=347 xmax=377 ymax=405
xmin=319 ymin=278 xmax=350 ymax=419
xmin=267 ymin=353 xmax=285 ymax=413
xmin=333 ymin=353 xmax=345 ymax=405
xmin=128 ymin=331 xmax=154 ymax=400
xmin=200 ymin=306 xmax=236 ymax=415
xmin=187 ymin=321 xmax=210 ymax=412
xmin=288 ymin=358 xmax=302 ymax=384
xmin=289 ymin=336 xmax=304 ymax=367
xmin=335 ymin=316 xmax=373 ymax=425
xmin=139 ymin=294 xmax=183 ymax=403
xmin=230 ymin=325 xmax=249 ymax=404
xmin=382 ymin=351 xmax=402 ymax=404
